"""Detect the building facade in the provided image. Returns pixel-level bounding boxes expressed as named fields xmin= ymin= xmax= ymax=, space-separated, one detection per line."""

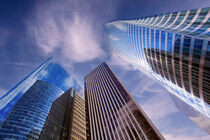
xmin=0 ymin=59 xmax=83 ymax=139
xmin=106 ymin=7 xmax=210 ymax=133
xmin=0 ymin=80 xmax=64 ymax=139
xmin=70 ymin=91 xmax=86 ymax=140
xmin=39 ymin=88 xmax=74 ymax=140
xmin=0 ymin=58 xmax=82 ymax=123
xmin=85 ymin=62 xmax=164 ymax=140
xmin=39 ymin=88 xmax=86 ymax=140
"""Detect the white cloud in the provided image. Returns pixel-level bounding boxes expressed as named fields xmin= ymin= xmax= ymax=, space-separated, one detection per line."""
xmin=127 ymin=70 xmax=178 ymax=120
xmin=108 ymin=35 xmax=119 ymax=41
xmin=107 ymin=51 xmax=135 ymax=71
xmin=141 ymin=89 xmax=179 ymax=121
xmin=28 ymin=0 xmax=105 ymax=63
xmin=61 ymin=14 xmax=104 ymax=62
xmin=163 ymin=127 xmax=210 ymax=140
xmin=107 ymin=22 xmax=127 ymax=31
xmin=34 ymin=17 xmax=61 ymax=54
xmin=164 ymin=134 xmax=209 ymax=140
xmin=0 ymin=88 xmax=6 ymax=98
xmin=108 ymin=51 xmax=178 ymax=121
xmin=132 ymin=74 xmax=163 ymax=96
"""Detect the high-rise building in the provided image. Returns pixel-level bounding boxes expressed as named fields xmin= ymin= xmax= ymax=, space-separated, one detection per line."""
xmin=85 ymin=62 xmax=164 ymax=140
xmin=0 ymin=80 xmax=64 ymax=139
xmin=106 ymin=7 xmax=210 ymax=133
xmin=39 ymin=88 xmax=74 ymax=140
xmin=0 ymin=58 xmax=82 ymax=122
xmin=0 ymin=59 xmax=82 ymax=139
xmin=39 ymin=88 xmax=86 ymax=140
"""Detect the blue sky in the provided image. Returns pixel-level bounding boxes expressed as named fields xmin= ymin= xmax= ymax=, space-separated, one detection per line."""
xmin=0 ymin=0 xmax=209 ymax=139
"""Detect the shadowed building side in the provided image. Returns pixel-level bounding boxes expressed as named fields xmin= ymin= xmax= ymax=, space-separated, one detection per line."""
xmin=39 ymin=88 xmax=86 ymax=140
xmin=39 ymin=88 xmax=74 ymax=140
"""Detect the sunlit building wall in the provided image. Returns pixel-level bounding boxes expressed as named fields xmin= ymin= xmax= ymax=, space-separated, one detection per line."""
xmin=71 ymin=90 xmax=86 ymax=140
xmin=0 ymin=58 xmax=82 ymax=122
xmin=85 ymin=62 xmax=164 ymax=140
xmin=106 ymin=7 xmax=210 ymax=133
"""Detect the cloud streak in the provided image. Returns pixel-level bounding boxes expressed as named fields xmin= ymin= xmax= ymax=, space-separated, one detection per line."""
xmin=0 ymin=88 xmax=6 ymax=97
xmin=141 ymin=91 xmax=179 ymax=121
xmin=163 ymin=127 xmax=210 ymax=140
xmin=28 ymin=0 xmax=109 ymax=63
xmin=107 ymin=22 xmax=127 ymax=31
xmin=108 ymin=51 xmax=135 ymax=70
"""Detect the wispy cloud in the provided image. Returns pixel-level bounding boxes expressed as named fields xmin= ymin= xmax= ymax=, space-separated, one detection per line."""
xmin=108 ymin=35 xmax=119 ymax=41
xmin=3 ymin=62 xmax=37 ymax=67
xmin=164 ymin=134 xmax=209 ymax=140
xmin=0 ymin=87 xmax=6 ymax=97
xmin=163 ymin=127 xmax=210 ymax=140
xmin=108 ymin=51 xmax=135 ymax=71
xmin=140 ymin=87 xmax=179 ymax=121
xmin=107 ymin=51 xmax=178 ymax=120
xmin=27 ymin=0 xmax=113 ymax=63
xmin=107 ymin=22 xmax=127 ymax=31
xmin=132 ymin=74 xmax=163 ymax=96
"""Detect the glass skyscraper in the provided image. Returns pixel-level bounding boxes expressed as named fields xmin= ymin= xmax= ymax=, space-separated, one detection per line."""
xmin=85 ymin=62 xmax=164 ymax=140
xmin=0 ymin=58 xmax=82 ymax=123
xmin=0 ymin=80 xmax=64 ymax=139
xmin=106 ymin=7 xmax=210 ymax=134
xmin=0 ymin=59 xmax=82 ymax=139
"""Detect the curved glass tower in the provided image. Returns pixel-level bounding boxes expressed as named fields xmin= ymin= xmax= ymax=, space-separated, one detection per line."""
xmin=0 ymin=80 xmax=64 ymax=139
xmin=0 ymin=58 xmax=82 ymax=123
xmin=106 ymin=7 xmax=210 ymax=133
xmin=0 ymin=59 xmax=83 ymax=139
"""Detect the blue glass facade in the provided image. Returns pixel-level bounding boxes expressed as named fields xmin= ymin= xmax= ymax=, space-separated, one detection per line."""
xmin=106 ymin=7 xmax=210 ymax=134
xmin=0 ymin=58 xmax=82 ymax=123
xmin=0 ymin=80 xmax=64 ymax=139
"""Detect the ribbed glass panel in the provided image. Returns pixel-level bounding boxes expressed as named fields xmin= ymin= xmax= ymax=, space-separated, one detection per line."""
xmin=0 ymin=80 xmax=63 ymax=139
xmin=203 ymin=41 xmax=210 ymax=103
xmin=85 ymin=62 xmax=164 ymax=140
xmin=106 ymin=7 xmax=210 ymax=134
xmin=0 ymin=58 xmax=83 ymax=122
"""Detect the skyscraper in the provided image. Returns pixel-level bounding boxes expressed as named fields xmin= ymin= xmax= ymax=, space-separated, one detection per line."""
xmin=0 ymin=59 xmax=82 ymax=139
xmin=106 ymin=7 xmax=210 ymax=133
xmin=39 ymin=88 xmax=86 ymax=140
xmin=0 ymin=58 xmax=82 ymax=122
xmin=39 ymin=88 xmax=74 ymax=140
xmin=0 ymin=80 xmax=64 ymax=139
xmin=85 ymin=62 xmax=164 ymax=140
